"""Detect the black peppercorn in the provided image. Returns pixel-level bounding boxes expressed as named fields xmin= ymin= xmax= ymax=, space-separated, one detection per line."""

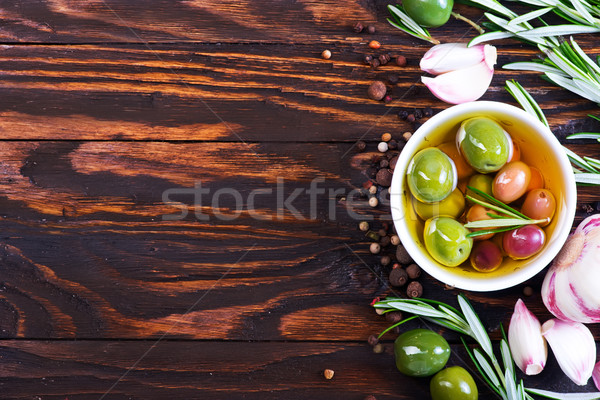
xmin=398 ymin=110 xmax=408 ymax=120
xmin=414 ymin=109 xmax=423 ymax=119
xmin=367 ymin=25 xmax=376 ymax=34
xmin=380 ymin=236 xmax=391 ymax=247
xmin=388 ymin=139 xmax=398 ymax=150
xmin=370 ymin=59 xmax=381 ymax=69
xmin=354 ymin=22 xmax=364 ymax=33
xmin=379 ymin=159 xmax=389 ymax=169
xmin=356 ymin=140 xmax=367 ymax=152
xmin=424 ymin=107 xmax=433 ymax=117
xmin=388 ymin=74 xmax=399 ymax=85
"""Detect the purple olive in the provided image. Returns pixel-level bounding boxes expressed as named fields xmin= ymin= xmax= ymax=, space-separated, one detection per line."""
xmin=470 ymin=240 xmax=503 ymax=272
xmin=503 ymin=225 xmax=545 ymax=260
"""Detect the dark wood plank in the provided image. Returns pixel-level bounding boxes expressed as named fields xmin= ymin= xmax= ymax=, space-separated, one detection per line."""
xmin=2 ymin=340 xmax=598 ymax=399
xmin=0 ymin=141 xmax=597 ymax=339
xmin=0 ymin=43 xmax=598 ymax=141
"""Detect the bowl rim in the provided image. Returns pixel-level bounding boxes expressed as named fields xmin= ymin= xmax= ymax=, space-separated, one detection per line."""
xmin=390 ymin=101 xmax=577 ymax=292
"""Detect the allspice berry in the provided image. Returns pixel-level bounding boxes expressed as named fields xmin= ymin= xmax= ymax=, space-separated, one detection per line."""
xmin=376 ymin=168 xmax=393 ymax=187
xmin=396 ymin=245 xmax=413 ymax=264
xmin=367 ymin=334 xmax=379 ymax=346
xmin=390 ymin=235 xmax=400 ymax=246
xmin=367 ymin=25 xmax=376 ymax=34
xmin=523 ymin=286 xmax=534 ymax=297
xmin=402 ymin=131 xmax=412 ymax=141
xmin=406 ymin=263 xmax=421 ymax=279
xmin=356 ymin=140 xmax=367 ymax=152
xmin=369 ymin=197 xmax=379 ymax=207
xmin=396 ymin=55 xmax=407 ymax=67
xmin=368 ymin=81 xmax=387 ymax=101
xmin=321 ymin=50 xmax=332 ymax=59
xmin=373 ymin=343 xmax=384 ymax=353
xmin=324 ymin=369 xmax=335 ymax=380
xmin=381 ymin=133 xmax=392 ymax=142
xmin=385 ymin=311 xmax=403 ymax=324
xmin=380 ymin=255 xmax=391 ymax=266
xmin=389 ymin=267 xmax=408 ymax=287
xmin=407 ymin=281 xmax=423 ymax=298
xmin=380 ymin=236 xmax=391 ymax=247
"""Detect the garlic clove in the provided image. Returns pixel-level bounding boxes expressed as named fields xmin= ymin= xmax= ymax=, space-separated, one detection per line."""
xmin=508 ymin=299 xmax=547 ymax=375
xmin=542 ymin=214 xmax=600 ymax=323
xmin=541 ymin=319 xmax=596 ymax=386
xmin=420 ymin=43 xmax=496 ymax=75
xmin=421 ymin=60 xmax=495 ymax=104
xmin=594 ymin=361 xmax=600 ymax=391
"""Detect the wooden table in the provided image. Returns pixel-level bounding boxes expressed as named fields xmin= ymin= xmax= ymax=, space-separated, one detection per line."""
xmin=1 ymin=1 xmax=599 ymax=399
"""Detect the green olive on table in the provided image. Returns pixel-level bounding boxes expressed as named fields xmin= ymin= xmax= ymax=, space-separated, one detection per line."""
xmin=403 ymin=0 xmax=454 ymax=28
xmin=394 ymin=329 xmax=450 ymax=377
xmin=430 ymin=366 xmax=478 ymax=400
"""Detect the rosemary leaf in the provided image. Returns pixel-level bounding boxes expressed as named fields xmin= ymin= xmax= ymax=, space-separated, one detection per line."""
xmin=458 ymin=295 xmax=494 ymax=359
xmin=466 ymin=186 xmax=530 ymax=219
xmin=525 ymin=388 xmax=600 ymax=399
xmin=500 ymin=339 xmax=515 ymax=379
xmin=566 ymin=132 xmax=600 ymax=139
xmin=474 ymin=348 xmax=503 ymax=388
xmin=465 ymin=218 xmax=547 ymax=229
xmin=505 ymin=368 xmax=520 ymax=400
xmin=466 ymin=225 xmax=521 ymax=238
xmin=508 ymin=7 xmax=554 ymax=25
xmin=575 ymin=172 xmax=600 ymax=184
xmin=377 ymin=315 xmax=418 ymax=339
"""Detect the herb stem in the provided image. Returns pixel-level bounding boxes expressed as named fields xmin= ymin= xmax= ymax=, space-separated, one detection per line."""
xmin=451 ymin=11 xmax=486 ymax=34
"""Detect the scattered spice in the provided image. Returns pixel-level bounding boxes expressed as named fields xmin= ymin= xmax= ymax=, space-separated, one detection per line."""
xmin=424 ymin=107 xmax=434 ymax=117
xmin=407 ymin=281 xmax=423 ymax=298
xmin=380 ymin=255 xmax=391 ymax=266
xmin=367 ymin=334 xmax=379 ymax=346
xmin=385 ymin=311 xmax=403 ymax=323
xmin=406 ymin=113 xmax=416 ymax=123
xmin=402 ymin=131 xmax=412 ymax=141
xmin=359 ymin=221 xmax=370 ymax=232
xmin=523 ymin=286 xmax=534 ymax=297
xmin=379 ymin=159 xmax=389 ymax=169
xmin=398 ymin=110 xmax=409 ymax=120
xmin=390 ymin=155 xmax=399 ymax=169
xmin=354 ymin=22 xmax=364 ymax=33
xmin=363 ymin=54 xmax=373 ymax=64
xmin=369 ymin=40 xmax=381 ymax=49
xmin=389 ymin=267 xmax=408 ymax=287
xmin=355 ymin=140 xmax=367 ymax=152
xmin=382 ymin=133 xmax=392 ymax=144
xmin=321 ymin=50 xmax=332 ymax=60
xmin=388 ymin=74 xmax=399 ymax=85
xmin=396 ymin=245 xmax=413 ymax=264
xmin=377 ymin=142 xmax=389 ymax=153
xmin=380 ymin=236 xmax=391 ymax=247
xmin=366 ymin=230 xmax=380 ymax=241
xmin=369 ymin=197 xmax=379 ymax=207
xmin=373 ymin=343 xmax=384 ymax=353
xmin=406 ymin=263 xmax=422 ymax=279
xmin=368 ymin=81 xmax=387 ymax=101
xmin=378 ymin=53 xmax=391 ymax=65
xmin=395 ymin=55 xmax=407 ymax=67
xmin=368 ymin=185 xmax=378 ymax=195
xmin=324 ymin=369 xmax=335 ymax=380
xmin=367 ymin=25 xmax=376 ymax=34
xmin=413 ymin=109 xmax=423 ymax=119
xmin=370 ymin=242 xmax=381 ymax=254
xmin=370 ymin=59 xmax=381 ymax=69
xmin=378 ymin=228 xmax=387 ymax=237
xmin=390 ymin=235 xmax=400 ymax=246
xmin=376 ymin=168 xmax=392 ymax=187
xmin=388 ymin=139 xmax=398 ymax=150
xmin=383 ymin=95 xmax=393 ymax=103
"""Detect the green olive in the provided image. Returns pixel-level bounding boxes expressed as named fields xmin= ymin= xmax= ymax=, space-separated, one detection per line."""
xmin=430 ymin=366 xmax=478 ymax=400
xmin=403 ymin=0 xmax=454 ymax=28
xmin=394 ymin=329 xmax=450 ymax=377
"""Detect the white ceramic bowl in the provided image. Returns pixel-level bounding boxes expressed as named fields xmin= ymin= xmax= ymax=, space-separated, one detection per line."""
xmin=390 ymin=101 xmax=576 ymax=292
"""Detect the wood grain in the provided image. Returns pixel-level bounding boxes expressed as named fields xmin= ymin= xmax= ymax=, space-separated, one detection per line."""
xmin=0 ymin=42 xmax=598 ymax=141
xmin=2 ymin=340 xmax=598 ymax=400
xmin=0 ymin=141 xmax=597 ymax=339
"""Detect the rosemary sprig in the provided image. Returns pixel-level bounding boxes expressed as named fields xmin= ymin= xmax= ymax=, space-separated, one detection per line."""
xmin=467 ymin=186 xmax=530 ymax=219
xmin=505 ymin=79 xmax=600 ymax=185
xmin=387 ymin=5 xmax=440 ymax=44
xmin=465 ymin=217 xmax=548 ymax=229
xmin=373 ymin=295 xmax=600 ymax=400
